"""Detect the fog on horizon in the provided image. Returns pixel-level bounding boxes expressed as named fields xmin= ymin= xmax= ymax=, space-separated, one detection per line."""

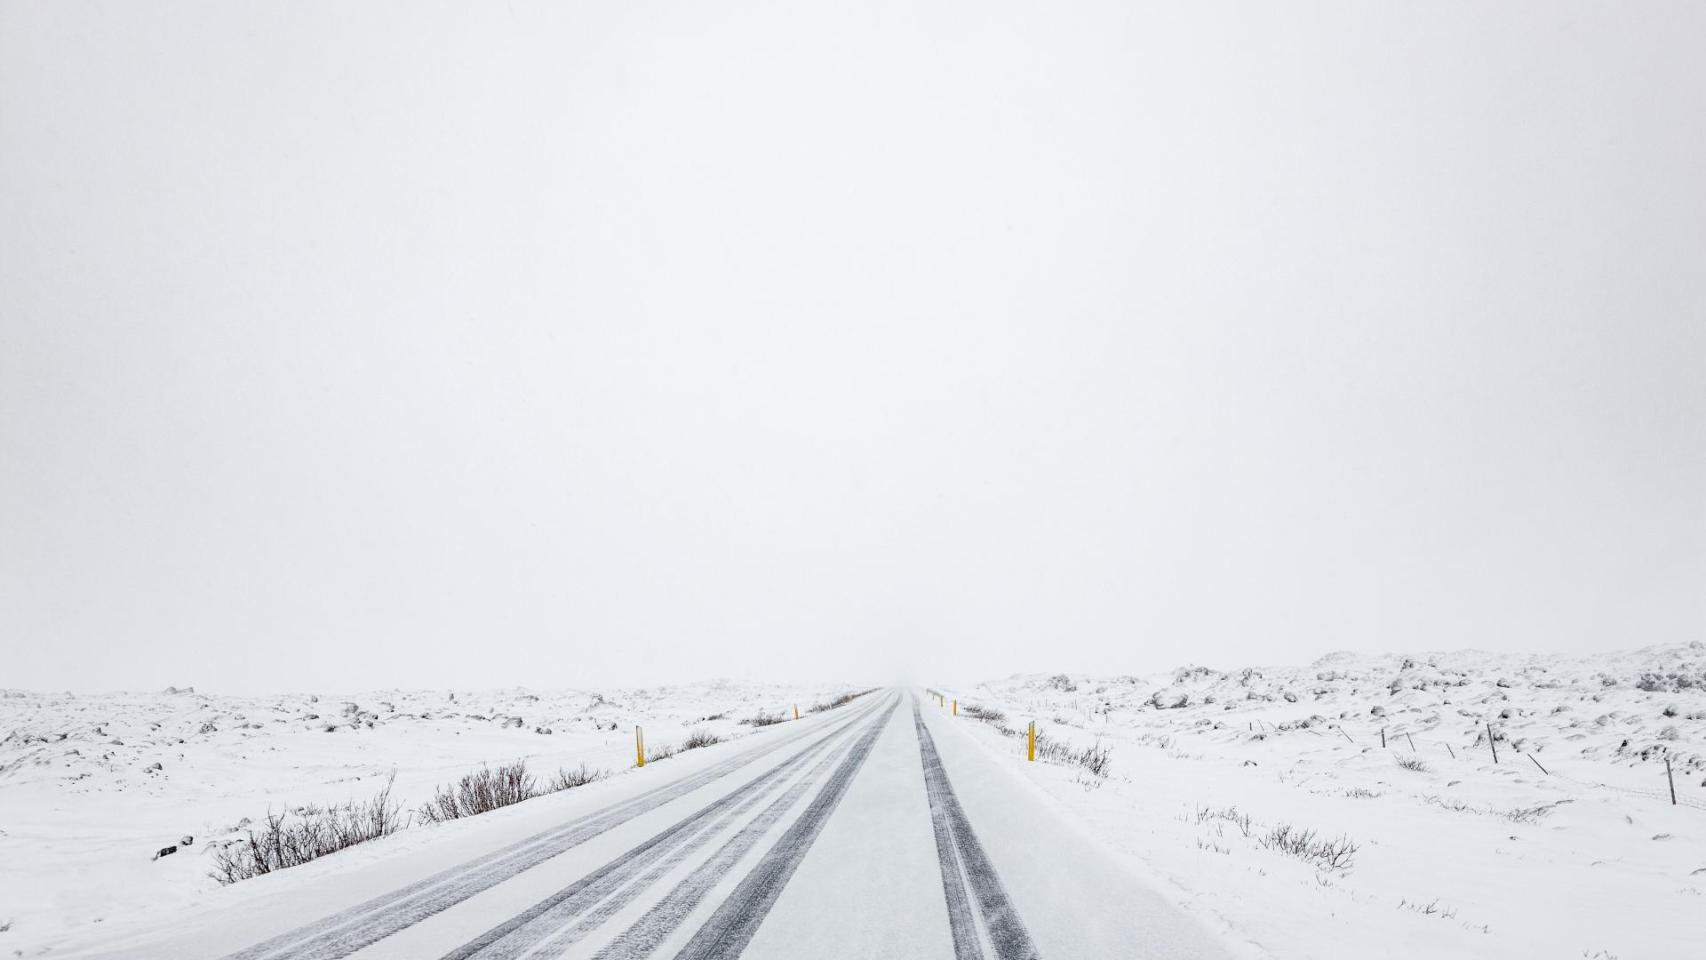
xmin=3 ymin=1 xmax=1702 ymax=696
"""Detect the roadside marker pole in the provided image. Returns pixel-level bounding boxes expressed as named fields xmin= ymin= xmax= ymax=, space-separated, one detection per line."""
xmin=1027 ymin=721 xmax=1036 ymax=762
xmin=636 ymin=726 xmax=646 ymax=768
xmin=952 ymin=699 xmax=957 ymax=716
xmin=794 ymin=704 xmax=800 ymax=720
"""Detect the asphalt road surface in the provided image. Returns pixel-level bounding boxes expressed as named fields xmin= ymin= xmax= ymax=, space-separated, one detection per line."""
xmin=96 ymin=690 xmax=1230 ymax=959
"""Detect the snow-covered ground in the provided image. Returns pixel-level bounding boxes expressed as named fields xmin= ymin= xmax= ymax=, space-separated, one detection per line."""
xmin=0 ymin=679 xmax=856 ymax=957
xmin=940 ymin=642 xmax=1706 ymax=960
xmin=6 ymin=646 xmax=1703 ymax=960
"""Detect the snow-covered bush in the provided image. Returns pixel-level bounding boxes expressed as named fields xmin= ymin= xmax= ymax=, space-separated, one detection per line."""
xmin=210 ymin=773 xmax=404 ymax=884
xmin=419 ymin=760 xmax=536 ymax=823
xmin=681 ymin=728 xmax=722 ymax=750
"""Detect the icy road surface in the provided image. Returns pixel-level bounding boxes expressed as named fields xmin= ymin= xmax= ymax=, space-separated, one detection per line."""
xmin=86 ymin=690 xmax=1229 ymax=959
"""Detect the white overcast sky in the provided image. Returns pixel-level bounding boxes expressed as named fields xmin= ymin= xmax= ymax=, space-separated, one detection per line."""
xmin=3 ymin=2 xmax=1702 ymax=693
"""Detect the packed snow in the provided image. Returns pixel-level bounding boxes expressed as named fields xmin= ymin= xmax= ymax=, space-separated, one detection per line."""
xmin=0 ymin=679 xmax=855 ymax=957
xmin=939 ymin=642 xmax=1706 ymax=959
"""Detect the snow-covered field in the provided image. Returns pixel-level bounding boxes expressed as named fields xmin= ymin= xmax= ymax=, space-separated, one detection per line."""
xmin=0 ymin=679 xmax=856 ymax=957
xmin=940 ymin=642 xmax=1706 ymax=960
xmin=5 ymin=645 xmax=1702 ymax=960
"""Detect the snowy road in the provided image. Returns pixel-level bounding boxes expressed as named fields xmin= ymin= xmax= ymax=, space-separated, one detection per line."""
xmin=96 ymin=691 xmax=1229 ymax=960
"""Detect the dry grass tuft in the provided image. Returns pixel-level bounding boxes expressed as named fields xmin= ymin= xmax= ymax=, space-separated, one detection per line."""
xmin=1259 ymin=823 xmax=1359 ymax=871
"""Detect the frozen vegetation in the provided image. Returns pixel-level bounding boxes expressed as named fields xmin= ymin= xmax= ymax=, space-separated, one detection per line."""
xmin=0 ymin=679 xmax=860 ymax=956
xmin=3 ymin=644 xmax=1701 ymax=959
xmin=940 ymin=641 xmax=1705 ymax=959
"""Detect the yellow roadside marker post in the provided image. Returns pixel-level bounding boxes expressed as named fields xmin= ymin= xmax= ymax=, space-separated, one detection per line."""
xmin=952 ymin=699 xmax=957 ymax=716
xmin=1027 ymin=721 xmax=1036 ymax=762
xmin=636 ymin=726 xmax=646 ymax=768
xmin=793 ymin=704 xmax=800 ymax=720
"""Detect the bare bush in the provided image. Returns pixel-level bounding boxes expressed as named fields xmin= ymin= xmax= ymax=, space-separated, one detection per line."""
xmin=646 ymin=742 xmax=679 ymax=763
xmin=681 ymin=729 xmax=722 ymax=750
xmin=546 ymin=762 xmax=606 ymax=793
xmin=1259 ymin=823 xmax=1358 ymax=872
xmin=961 ymin=703 xmax=1006 ymax=723
xmin=741 ymin=710 xmax=786 ymax=727
xmin=1395 ymin=756 xmax=1430 ymax=772
xmin=210 ymin=773 xmax=406 ymax=884
xmin=419 ymin=760 xmax=537 ymax=823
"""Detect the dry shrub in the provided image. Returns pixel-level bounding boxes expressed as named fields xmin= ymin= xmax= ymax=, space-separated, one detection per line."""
xmin=210 ymin=772 xmax=406 ymax=884
xmin=546 ymin=762 xmax=606 ymax=793
xmin=1260 ymin=823 xmax=1358 ymax=871
xmin=419 ymin=760 xmax=536 ymax=823
xmin=681 ymin=729 xmax=722 ymax=750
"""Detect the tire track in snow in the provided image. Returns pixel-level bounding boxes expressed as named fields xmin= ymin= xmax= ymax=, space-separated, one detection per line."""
xmin=222 ymin=698 xmax=886 ymax=960
xmin=916 ymin=699 xmax=983 ymax=960
xmin=589 ymin=706 xmax=880 ymax=960
xmin=913 ymin=697 xmax=1040 ymax=960
xmin=439 ymin=704 xmax=878 ymax=960
xmin=666 ymin=697 xmax=899 ymax=960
